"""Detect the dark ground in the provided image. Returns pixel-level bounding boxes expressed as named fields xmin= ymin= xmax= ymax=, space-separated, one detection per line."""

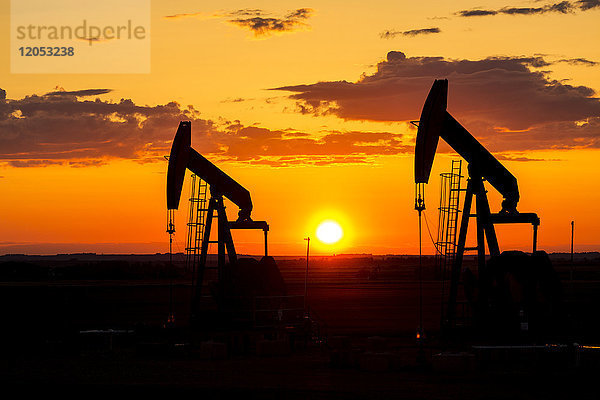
xmin=4 ymin=350 xmax=600 ymax=399
xmin=1 ymin=252 xmax=599 ymax=396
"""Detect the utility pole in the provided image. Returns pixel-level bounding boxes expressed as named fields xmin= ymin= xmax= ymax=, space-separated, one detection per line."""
xmin=571 ymin=220 xmax=574 ymax=263
xmin=304 ymin=237 xmax=310 ymax=314
xmin=570 ymin=220 xmax=574 ymax=281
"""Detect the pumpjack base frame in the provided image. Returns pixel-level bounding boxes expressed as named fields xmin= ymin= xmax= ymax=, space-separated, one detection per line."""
xmin=445 ymin=170 xmax=540 ymax=329
xmin=191 ymin=195 xmax=269 ymax=320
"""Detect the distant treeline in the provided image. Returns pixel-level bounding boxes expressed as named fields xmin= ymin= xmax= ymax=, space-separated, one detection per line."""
xmin=0 ymin=260 xmax=187 ymax=281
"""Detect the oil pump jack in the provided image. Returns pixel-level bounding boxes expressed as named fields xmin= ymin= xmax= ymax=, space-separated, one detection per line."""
xmin=167 ymin=121 xmax=284 ymax=323
xmin=415 ymin=80 xmax=560 ymax=336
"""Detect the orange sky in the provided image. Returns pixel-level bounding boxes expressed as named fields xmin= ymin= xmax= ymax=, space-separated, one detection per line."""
xmin=0 ymin=0 xmax=599 ymax=255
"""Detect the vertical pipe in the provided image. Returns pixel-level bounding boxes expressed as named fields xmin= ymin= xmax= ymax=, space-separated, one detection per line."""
xmin=217 ymin=200 xmax=225 ymax=284
xmin=416 ymin=209 xmax=426 ymax=365
xmin=418 ymin=210 xmax=423 ymax=337
xmin=533 ymin=225 xmax=538 ymax=253
xmin=571 ymin=221 xmax=575 ymax=281
xmin=414 ymin=182 xmax=425 ymax=350
xmin=166 ymin=209 xmax=176 ymax=326
xmin=264 ymin=230 xmax=268 ymax=257
xmin=169 ymin=233 xmax=174 ymax=325
xmin=304 ymin=237 xmax=310 ymax=312
xmin=571 ymin=221 xmax=574 ymax=263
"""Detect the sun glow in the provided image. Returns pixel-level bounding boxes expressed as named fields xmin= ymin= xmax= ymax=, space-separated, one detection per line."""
xmin=316 ymin=220 xmax=343 ymax=244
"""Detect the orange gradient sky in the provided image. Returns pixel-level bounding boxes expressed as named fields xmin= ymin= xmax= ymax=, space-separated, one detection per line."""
xmin=0 ymin=0 xmax=599 ymax=255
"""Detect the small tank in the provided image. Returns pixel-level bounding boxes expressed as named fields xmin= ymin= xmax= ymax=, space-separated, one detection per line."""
xmin=471 ymin=250 xmax=563 ymax=340
xmin=212 ymin=256 xmax=287 ymax=328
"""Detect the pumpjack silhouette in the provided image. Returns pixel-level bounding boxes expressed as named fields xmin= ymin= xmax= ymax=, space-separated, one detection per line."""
xmin=415 ymin=80 xmax=561 ymax=338
xmin=167 ymin=121 xmax=285 ymax=325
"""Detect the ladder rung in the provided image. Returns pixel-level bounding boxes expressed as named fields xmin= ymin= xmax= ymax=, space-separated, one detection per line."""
xmin=464 ymin=247 xmax=478 ymax=251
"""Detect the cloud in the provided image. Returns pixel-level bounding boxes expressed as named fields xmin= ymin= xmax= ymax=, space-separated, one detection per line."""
xmin=247 ymin=155 xmax=374 ymax=167
xmin=578 ymin=0 xmax=600 ymax=10
xmin=164 ymin=9 xmax=263 ymax=20
xmin=272 ymin=51 xmax=600 ymax=152
xmin=0 ymin=91 xmax=194 ymax=164
xmin=220 ymin=97 xmax=251 ymax=103
xmin=457 ymin=9 xmax=498 ymax=16
xmin=218 ymin=127 xmax=409 ymax=162
xmin=229 ymin=9 xmax=264 ymax=17
xmin=228 ymin=8 xmax=313 ymax=37
xmin=556 ymin=57 xmax=598 ymax=66
xmin=456 ymin=0 xmax=599 ymax=17
xmin=165 ymin=8 xmax=314 ymax=37
xmin=164 ymin=12 xmax=205 ymax=19
xmin=0 ymin=88 xmax=409 ymax=168
xmin=7 ymin=160 xmax=65 ymax=168
xmin=380 ymin=28 xmax=441 ymax=39
xmin=44 ymin=88 xmax=113 ymax=97
xmin=495 ymin=154 xmax=561 ymax=162
xmin=502 ymin=2 xmax=574 ymax=15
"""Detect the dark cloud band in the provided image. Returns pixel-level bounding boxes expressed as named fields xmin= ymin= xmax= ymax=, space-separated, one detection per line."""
xmin=44 ymin=88 xmax=113 ymax=97
xmin=228 ymin=8 xmax=313 ymax=36
xmin=0 ymin=89 xmax=407 ymax=168
xmin=273 ymin=51 xmax=600 ymax=152
xmin=164 ymin=8 xmax=314 ymax=37
xmin=457 ymin=0 xmax=598 ymax=17
xmin=380 ymin=28 xmax=441 ymax=39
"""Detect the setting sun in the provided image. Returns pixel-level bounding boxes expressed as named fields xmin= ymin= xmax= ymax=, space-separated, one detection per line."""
xmin=316 ymin=220 xmax=343 ymax=244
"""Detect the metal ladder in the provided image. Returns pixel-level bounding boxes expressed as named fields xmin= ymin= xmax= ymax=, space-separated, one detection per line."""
xmin=445 ymin=160 xmax=462 ymax=262
xmin=185 ymin=174 xmax=210 ymax=287
xmin=436 ymin=160 xmax=464 ymax=326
